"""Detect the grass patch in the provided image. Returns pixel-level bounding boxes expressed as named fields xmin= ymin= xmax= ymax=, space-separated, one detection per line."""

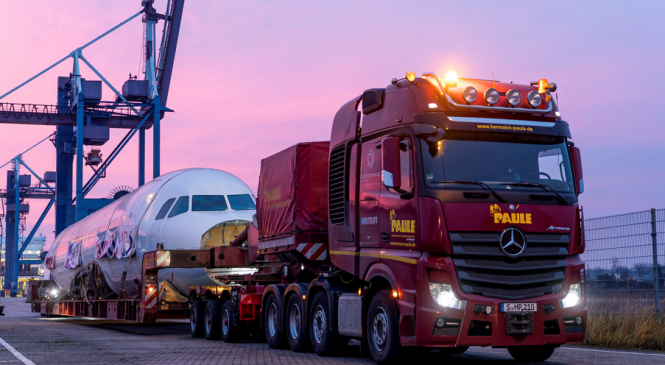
xmin=585 ymin=307 xmax=665 ymax=350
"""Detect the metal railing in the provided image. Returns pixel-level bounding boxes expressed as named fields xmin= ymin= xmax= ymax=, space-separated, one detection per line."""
xmin=582 ymin=208 xmax=665 ymax=314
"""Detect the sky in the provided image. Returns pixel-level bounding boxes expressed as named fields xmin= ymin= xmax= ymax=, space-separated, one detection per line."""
xmin=0 ymin=0 xmax=664 ymax=247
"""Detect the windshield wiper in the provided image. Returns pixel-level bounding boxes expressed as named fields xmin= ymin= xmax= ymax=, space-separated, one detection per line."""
xmin=431 ymin=180 xmax=506 ymax=203
xmin=500 ymin=182 xmax=567 ymax=205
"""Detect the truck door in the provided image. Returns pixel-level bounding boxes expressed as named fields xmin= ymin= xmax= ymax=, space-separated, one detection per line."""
xmin=379 ymin=134 xmax=418 ymax=249
xmin=359 ymin=140 xmax=382 ymax=247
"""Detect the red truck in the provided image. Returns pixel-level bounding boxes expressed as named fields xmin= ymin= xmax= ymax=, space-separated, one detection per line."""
xmin=33 ymin=71 xmax=587 ymax=364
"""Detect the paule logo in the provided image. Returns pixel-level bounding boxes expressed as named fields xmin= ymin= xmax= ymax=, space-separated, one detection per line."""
xmin=264 ymin=187 xmax=281 ymax=202
xmin=490 ymin=204 xmax=532 ymax=224
xmin=390 ymin=209 xmax=415 ymax=233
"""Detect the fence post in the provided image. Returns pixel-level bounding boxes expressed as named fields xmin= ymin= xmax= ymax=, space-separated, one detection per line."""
xmin=651 ymin=208 xmax=661 ymax=319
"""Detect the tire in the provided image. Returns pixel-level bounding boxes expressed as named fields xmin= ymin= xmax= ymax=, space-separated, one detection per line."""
xmin=439 ymin=346 xmax=469 ymax=355
xmin=204 ymin=300 xmax=222 ymax=340
xmin=286 ymin=294 xmax=310 ymax=352
xmin=507 ymin=345 xmax=556 ymax=362
xmin=221 ymin=300 xmax=240 ymax=343
xmin=190 ymin=300 xmax=205 ymax=338
xmin=366 ymin=290 xmax=400 ymax=364
xmin=309 ymin=291 xmax=341 ymax=356
xmin=264 ymin=293 xmax=287 ymax=349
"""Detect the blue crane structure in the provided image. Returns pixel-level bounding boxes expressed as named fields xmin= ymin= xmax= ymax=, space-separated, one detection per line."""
xmin=0 ymin=0 xmax=185 ymax=297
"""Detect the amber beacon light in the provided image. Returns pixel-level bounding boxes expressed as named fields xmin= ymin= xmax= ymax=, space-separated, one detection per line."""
xmin=406 ymin=71 xmax=416 ymax=83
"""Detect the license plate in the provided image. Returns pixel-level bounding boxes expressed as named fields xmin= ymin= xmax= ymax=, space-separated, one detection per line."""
xmin=501 ymin=303 xmax=537 ymax=312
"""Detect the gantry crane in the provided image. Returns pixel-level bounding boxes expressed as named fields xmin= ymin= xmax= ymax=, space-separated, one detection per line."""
xmin=0 ymin=0 xmax=184 ymax=297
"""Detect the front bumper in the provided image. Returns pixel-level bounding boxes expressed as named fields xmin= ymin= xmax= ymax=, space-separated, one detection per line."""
xmin=411 ymin=256 xmax=586 ymax=347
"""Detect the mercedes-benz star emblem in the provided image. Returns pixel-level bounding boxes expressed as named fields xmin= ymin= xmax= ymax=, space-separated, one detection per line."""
xmin=499 ymin=227 xmax=527 ymax=257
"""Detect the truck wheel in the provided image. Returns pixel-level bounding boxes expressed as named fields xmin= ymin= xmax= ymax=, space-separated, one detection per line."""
xmin=366 ymin=290 xmax=400 ymax=364
xmin=507 ymin=345 xmax=556 ymax=362
xmin=204 ymin=300 xmax=222 ymax=340
xmin=439 ymin=346 xmax=468 ymax=354
xmin=190 ymin=300 xmax=205 ymax=338
xmin=221 ymin=300 xmax=240 ymax=343
xmin=264 ymin=293 xmax=287 ymax=348
xmin=286 ymin=293 xmax=310 ymax=352
xmin=309 ymin=291 xmax=341 ymax=356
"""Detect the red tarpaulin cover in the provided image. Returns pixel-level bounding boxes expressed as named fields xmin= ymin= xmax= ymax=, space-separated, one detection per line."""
xmin=257 ymin=142 xmax=330 ymax=240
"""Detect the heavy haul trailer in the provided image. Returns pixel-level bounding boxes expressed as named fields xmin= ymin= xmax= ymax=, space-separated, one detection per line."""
xmin=35 ymin=71 xmax=588 ymax=364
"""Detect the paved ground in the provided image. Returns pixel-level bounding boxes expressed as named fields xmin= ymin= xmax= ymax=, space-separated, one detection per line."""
xmin=2 ymin=298 xmax=665 ymax=364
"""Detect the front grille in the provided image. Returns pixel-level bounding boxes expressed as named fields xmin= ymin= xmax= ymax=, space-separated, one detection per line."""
xmin=451 ymin=232 xmax=568 ymax=300
xmin=458 ymin=232 xmax=562 ymax=241
xmin=464 ymin=271 xmax=558 ymax=283
xmin=449 ymin=232 xmax=568 ymax=257
xmin=328 ymin=145 xmax=346 ymax=225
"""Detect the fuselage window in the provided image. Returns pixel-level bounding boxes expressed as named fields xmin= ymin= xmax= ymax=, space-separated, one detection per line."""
xmin=192 ymin=195 xmax=228 ymax=211
xmin=156 ymin=198 xmax=176 ymax=220
xmin=168 ymin=196 xmax=189 ymax=218
xmin=227 ymin=194 xmax=256 ymax=210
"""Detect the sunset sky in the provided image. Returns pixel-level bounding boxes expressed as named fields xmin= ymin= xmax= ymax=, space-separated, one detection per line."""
xmin=0 ymin=0 xmax=663 ymax=247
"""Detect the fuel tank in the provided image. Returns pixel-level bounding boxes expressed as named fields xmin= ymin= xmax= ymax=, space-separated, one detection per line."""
xmin=46 ymin=168 xmax=256 ymax=297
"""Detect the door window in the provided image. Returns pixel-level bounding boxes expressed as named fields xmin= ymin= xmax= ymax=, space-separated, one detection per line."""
xmin=385 ymin=136 xmax=414 ymax=196
xmin=359 ymin=141 xmax=382 ymax=198
xmin=399 ymin=139 xmax=414 ymax=192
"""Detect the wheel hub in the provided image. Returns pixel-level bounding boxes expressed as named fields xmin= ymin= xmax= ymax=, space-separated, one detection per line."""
xmin=205 ymin=308 xmax=212 ymax=334
xmin=222 ymin=308 xmax=229 ymax=335
xmin=190 ymin=307 xmax=197 ymax=332
xmin=313 ymin=305 xmax=326 ymax=344
xmin=372 ymin=307 xmax=388 ymax=350
xmin=267 ymin=303 xmax=278 ymax=337
xmin=288 ymin=303 xmax=301 ymax=339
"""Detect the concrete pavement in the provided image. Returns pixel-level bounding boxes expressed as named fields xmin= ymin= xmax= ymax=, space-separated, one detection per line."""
xmin=2 ymin=297 xmax=665 ymax=364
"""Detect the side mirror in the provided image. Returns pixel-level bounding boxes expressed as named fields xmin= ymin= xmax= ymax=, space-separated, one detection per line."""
xmin=381 ymin=137 xmax=401 ymax=189
xmin=570 ymin=146 xmax=584 ymax=194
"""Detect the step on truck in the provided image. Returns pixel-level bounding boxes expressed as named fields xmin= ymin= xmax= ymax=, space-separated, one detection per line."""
xmin=34 ymin=71 xmax=587 ymax=364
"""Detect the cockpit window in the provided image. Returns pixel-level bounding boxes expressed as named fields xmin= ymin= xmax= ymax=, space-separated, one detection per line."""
xmin=227 ymin=194 xmax=256 ymax=210
xmin=192 ymin=195 xmax=228 ymax=212
xmin=155 ymin=198 xmax=175 ymax=220
xmin=168 ymin=196 xmax=189 ymax=218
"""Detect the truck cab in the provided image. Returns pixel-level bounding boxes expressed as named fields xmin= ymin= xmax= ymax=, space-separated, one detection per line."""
xmin=327 ymin=71 xmax=586 ymax=362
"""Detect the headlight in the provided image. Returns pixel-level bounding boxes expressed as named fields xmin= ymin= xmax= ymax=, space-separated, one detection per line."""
xmin=462 ymin=86 xmax=478 ymax=103
xmin=50 ymin=289 xmax=59 ymax=297
xmin=560 ymin=283 xmax=583 ymax=308
xmin=527 ymin=90 xmax=542 ymax=107
xmin=506 ymin=89 xmax=521 ymax=106
xmin=484 ymin=88 xmax=499 ymax=105
xmin=429 ymin=283 xmax=466 ymax=310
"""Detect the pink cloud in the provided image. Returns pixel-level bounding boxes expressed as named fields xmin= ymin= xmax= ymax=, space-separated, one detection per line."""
xmin=1 ymin=0 xmax=664 ymax=246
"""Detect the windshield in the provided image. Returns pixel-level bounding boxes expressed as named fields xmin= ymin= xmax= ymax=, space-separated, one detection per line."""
xmin=420 ymin=132 xmax=575 ymax=193
xmin=228 ymin=194 xmax=256 ymax=210
xmin=192 ymin=195 xmax=228 ymax=211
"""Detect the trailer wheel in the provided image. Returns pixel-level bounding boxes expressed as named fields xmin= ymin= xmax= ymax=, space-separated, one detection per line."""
xmin=286 ymin=293 xmax=310 ymax=352
xmin=507 ymin=345 xmax=556 ymax=362
xmin=309 ymin=291 xmax=341 ymax=356
xmin=221 ymin=300 xmax=240 ymax=343
xmin=264 ymin=293 xmax=287 ymax=348
xmin=366 ymin=290 xmax=400 ymax=364
xmin=190 ymin=300 xmax=205 ymax=338
xmin=204 ymin=301 xmax=222 ymax=340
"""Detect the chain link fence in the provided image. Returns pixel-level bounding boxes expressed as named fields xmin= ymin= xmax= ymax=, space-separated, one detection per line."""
xmin=582 ymin=208 xmax=665 ymax=314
